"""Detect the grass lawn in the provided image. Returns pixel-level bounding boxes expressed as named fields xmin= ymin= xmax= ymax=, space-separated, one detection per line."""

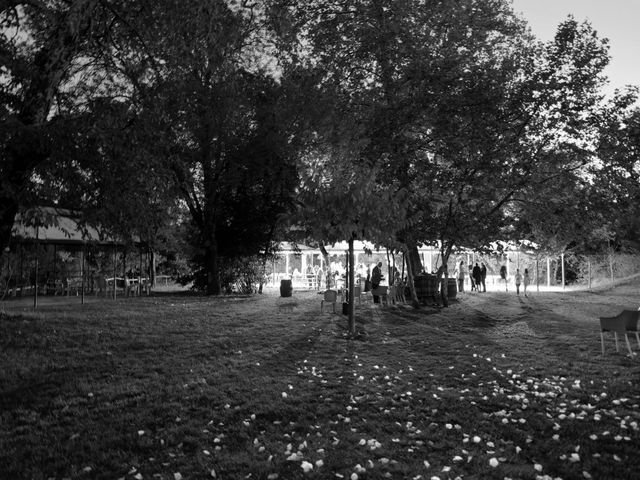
xmin=1 ymin=284 xmax=639 ymax=480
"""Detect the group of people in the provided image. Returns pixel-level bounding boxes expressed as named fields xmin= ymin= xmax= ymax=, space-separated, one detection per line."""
xmin=457 ymin=261 xmax=532 ymax=296
xmin=456 ymin=261 xmax=487 ymax=293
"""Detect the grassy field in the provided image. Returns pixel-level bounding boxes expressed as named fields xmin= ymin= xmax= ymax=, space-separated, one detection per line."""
xmin=1 ymin=284 xmax=639 ymax=480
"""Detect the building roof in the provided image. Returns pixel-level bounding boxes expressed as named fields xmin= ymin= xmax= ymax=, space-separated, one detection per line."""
xmin=11 ymin=207 xmax=137 ymax=246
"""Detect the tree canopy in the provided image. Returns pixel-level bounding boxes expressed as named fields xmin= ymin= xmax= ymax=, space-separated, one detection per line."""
xmin=1 ymin=0 xmax=638 ymax=295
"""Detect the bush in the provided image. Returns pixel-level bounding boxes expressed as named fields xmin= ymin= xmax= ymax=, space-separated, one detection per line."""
xmin=179 ymin=255 xmax=269 ymax=294
xmin=219 ymin=256 xmax=268 ymax=294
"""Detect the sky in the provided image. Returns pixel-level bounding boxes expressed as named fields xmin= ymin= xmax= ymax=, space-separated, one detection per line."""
xmin=510 ymin=0 xmax=640 ymax=97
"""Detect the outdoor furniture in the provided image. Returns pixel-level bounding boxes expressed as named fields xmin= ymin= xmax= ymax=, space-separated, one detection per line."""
xmin=139 ymin=278 xmax=151 ymax=296
xmin=94 ymin=277 xmax=108 ymax=297
xmin=371 ymin=286 xmax=389 ymax=306
xmin=390 ymin=284 xmax=406 ymax=304
xmin=599 ymin=310 xmax=640 ymax=356
xmin=321 ymin=289 xmax=338 ymax=313
xmin=353 ymin=285 xmax=362 ymax=306
xmin=125 ymin=277 xmax=138 ymax=297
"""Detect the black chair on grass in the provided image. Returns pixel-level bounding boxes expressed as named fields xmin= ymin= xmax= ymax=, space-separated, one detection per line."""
xmin=599 ymin=310 xmax=640 ymax=356
xmin=321 ymin=290 xmax=338 ymax=313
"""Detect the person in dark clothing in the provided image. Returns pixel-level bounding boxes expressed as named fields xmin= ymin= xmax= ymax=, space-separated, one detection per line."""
xmin=456 ymin=261 xmax=465 ymax=293
xmin=472 ymin=263 xmax=482 ymax=292
xmin=364 ymin=267 xmax=371 ymax=292
xmin=500 ymin=265 xmax=508 ymax=291
xmin=371 ymin=262 xmax=383 ymax=303
xmin=479 ymin=263 xmax=487 ymax=292
xmin=469 ymin=264 xmax=476 ymax=291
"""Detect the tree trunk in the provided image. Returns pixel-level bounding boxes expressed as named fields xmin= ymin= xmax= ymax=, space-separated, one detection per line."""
xmin=403 ymin=247 xmax=420 ymax=308
xmin=0 ymin=200 xmax=19 ymax=266
xmin=437 ymin=243 xmax=454 ymax=308
xmin=150 ymin=250 xmax=156 ymax=287
xmin=205 ymin=239 xmax=221 ymax=295
xmin=552 ymin=259 xmax=561 ymax=286
xmin=406 ymin=241 xmax=424 ymax=276
xmin=348 ymin=238 xmax=355 ymax=335
xmin=319 ymin=242 xmax=331 ymax=290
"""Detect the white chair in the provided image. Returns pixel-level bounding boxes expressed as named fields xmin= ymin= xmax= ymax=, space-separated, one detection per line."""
xmin=321 ymin=289 xmax=338 ymax=313
xmin=125 ymin=277 xmax=138 ymax=297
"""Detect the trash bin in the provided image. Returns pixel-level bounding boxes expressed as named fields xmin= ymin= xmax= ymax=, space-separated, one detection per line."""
xmin=447 ymin=278 xmax=457 ymax=299
xmin=415 ymin=274 xmax=438 ymax=303
xmin=280 ymin=279 xmax=293 ymax=297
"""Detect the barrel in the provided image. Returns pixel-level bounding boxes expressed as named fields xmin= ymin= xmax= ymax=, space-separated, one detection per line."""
xmin=280 ymin=279 xmax=293 ymax=297
xmin=447 ymin=278 xmax=457 ymax=299
xmin=415 ymin=274 xmax=439 ymax=303
xmin=414 ymin=275 xmax=426 ymax=302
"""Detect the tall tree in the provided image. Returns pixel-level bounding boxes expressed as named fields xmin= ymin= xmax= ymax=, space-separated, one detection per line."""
xmin=397 ymin=16 xmax=611 ymax=286
xmin=121 ymin=0 xmax=303 ymax=294
xmin=589 ymin=88 xmax=640 ymax=251
xmin=0 ymin=0 xmax=134 ymax=258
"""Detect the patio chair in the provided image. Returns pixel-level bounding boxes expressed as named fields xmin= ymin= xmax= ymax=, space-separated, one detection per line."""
xmin=371 ymin=286 xmax=389 ymax=306
xmin=389 ymin=285 xmax=406 ymax=304
xmin=94 ymin=276 xmax=108 ymax=297
xmin=125 ymin=277 xmax=138 ymax=297
xmin=321 ymin=289 xmax=338 ymax=313
xmin=353 ymin=285 xmax=362 ymax=306
xmin=599 ymin=310 xmax=640 ymax=356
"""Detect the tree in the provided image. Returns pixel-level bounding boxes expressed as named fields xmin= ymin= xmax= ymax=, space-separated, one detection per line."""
xmin=590 ymin=89 xmax=640 ymax=251
xmin=0 ymin=0 xmax=139 ymax=261
xmin=394 ymin=16 xmax=611 ymax=298
xmin=295 ymin=153 xmax=409 ymax=334
xmin=97 ymin=0 xmax=306 ymax=295
xmin=272 ymin=0 xmax=531 ymax=304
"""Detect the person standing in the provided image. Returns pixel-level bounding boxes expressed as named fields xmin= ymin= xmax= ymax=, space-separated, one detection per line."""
xmin=515 ymin=268 xmax=522 ymax=296
xmin=371 ymin=262 xmax=383 ymax=303
xmin=523 ymin=268 xmax=531 ymax=297
xmin=479 ymin=263 xmax=487 ymax=292
xmin=457 ymin=261 xmax=465 ymax=293
xmin=500 ymin=265 xmax=508 ymax=292
xmin=364 ymin=266 xmax=371 ymax=293
xmin=468 ymin=264 xmax=476 ymax=291
xmin=472 ymin=263 xmax=482 ymax=292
